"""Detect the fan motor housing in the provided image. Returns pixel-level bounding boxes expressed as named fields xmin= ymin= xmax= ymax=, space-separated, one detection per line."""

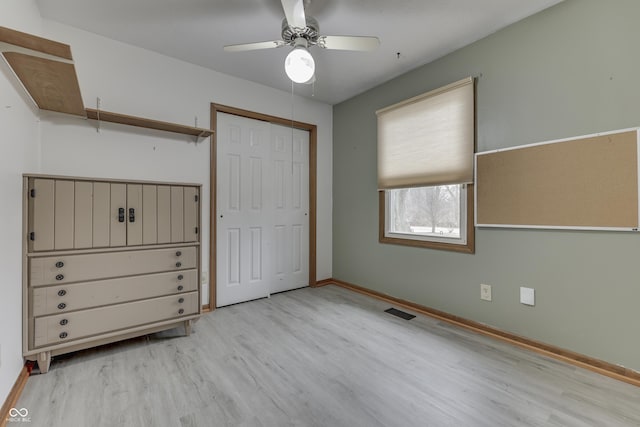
xmin=282 ymin=17 xmax=319 ymax=44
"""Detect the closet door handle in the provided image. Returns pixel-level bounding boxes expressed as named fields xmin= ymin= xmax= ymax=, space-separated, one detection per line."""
xmin=129 ymin=208 xmax=135 ymax=223
xmin=118 ymin=208 xmax=125 ymax=223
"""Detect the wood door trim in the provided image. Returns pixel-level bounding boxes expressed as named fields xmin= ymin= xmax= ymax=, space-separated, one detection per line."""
xmin=208 ymin=103 xmax=318 ymax=310
xmin=318 ymin=278 xmax=640 ymax=388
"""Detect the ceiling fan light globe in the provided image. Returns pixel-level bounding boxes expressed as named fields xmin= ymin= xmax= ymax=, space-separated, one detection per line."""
xmin=285 ymin=47 xmax=315 ymax=83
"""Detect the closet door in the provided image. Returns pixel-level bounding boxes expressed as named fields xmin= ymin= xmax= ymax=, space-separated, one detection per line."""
xmin=216 ymin=113 xmax=272 ymax=306
xmin=171 ymin=186 xmax=184 ymax=243
xmin=270 ymin=124 xmax=310 ymax=294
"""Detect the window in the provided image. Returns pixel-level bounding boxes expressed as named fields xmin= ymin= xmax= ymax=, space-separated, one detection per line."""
xmin=377 ymin=77 xmax=475 ymax=253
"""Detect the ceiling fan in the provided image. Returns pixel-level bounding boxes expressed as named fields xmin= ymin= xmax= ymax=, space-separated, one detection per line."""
xmin=223 ymin=0 xmax=380 ymax=84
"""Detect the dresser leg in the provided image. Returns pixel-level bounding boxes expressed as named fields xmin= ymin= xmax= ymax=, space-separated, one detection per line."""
xmin=184 ymin=320 xmax=192 ymax=336
xmin=37 ymin=351 xmax=51 ymax=374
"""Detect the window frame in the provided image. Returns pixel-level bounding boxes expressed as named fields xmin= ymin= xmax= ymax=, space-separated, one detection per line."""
xmin=379 ymin=184 xmax=475 ymax=254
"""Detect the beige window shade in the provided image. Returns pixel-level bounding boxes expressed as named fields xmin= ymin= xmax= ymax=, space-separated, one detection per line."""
xmin=377 ymin=77 xmax=474 ymax=189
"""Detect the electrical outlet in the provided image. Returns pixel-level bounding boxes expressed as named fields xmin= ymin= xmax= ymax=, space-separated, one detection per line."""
xmin=480 ymin=284 xmax=492 ymax=301
xmin=520 ymin=287 xmax=535 ymax=306
xmin=201 ymin=271 xmax=208 ymax=285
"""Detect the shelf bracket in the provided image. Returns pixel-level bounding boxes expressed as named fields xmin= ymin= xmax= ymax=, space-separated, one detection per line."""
xmin=95 ymin=97 xmax=101 ymax=133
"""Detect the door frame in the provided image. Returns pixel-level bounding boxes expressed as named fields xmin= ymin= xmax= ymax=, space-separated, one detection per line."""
xmin=206 ymin=103 xmax=317 ymax=310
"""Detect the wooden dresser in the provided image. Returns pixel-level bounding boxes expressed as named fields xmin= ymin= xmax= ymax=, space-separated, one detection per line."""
xmin=22 ymin=174 xmax=202 ymax=373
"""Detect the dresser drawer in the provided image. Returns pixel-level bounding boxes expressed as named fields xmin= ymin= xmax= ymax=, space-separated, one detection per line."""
xmin=32 ymin=269 xmax=198 ymax=316
xmin=30 ymin=246 xmax=197 ymax=287
xmin=33 ymin=291 xmax=199 ymax=347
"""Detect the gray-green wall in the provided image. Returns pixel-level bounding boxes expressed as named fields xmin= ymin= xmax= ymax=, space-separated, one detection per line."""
xmin=333 ymin=0 xmax=640 ymax=371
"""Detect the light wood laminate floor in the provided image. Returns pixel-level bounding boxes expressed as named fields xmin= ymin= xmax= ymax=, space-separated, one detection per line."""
xmin=16 ymin=285 xmax=640 ymax=426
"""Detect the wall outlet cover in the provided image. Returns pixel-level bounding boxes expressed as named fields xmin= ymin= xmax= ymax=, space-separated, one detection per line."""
xmin=520 ymin=287 xmax=535 ymax=306
xmin=480 ymin=283 xmax=492 ymax=301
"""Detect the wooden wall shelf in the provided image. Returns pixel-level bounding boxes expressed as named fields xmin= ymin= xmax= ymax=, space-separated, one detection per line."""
xmin=85 ymin=109 xmax=213 ymax=139
xmin=1 ymin=26 xmax=213 ymax=139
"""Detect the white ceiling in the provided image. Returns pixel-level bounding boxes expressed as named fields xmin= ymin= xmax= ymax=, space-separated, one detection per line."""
xmin=35 ymin=0 xmax=563 ymax=105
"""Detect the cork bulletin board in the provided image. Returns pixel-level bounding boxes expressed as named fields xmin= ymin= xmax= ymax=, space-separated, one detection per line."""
xmin=475 ymin=129 xmax=639 ymax=231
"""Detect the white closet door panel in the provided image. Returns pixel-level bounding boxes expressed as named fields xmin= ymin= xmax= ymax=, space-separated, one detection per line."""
xmin=216 ymin=112 xmax=272 ymax=306
xmin=74 ymin=181 xmax=93 ymax=249
xmin=269 ymin=124 xmax=309 ymax=294
xmin=92 ymin=182 xmax=111 ymax=248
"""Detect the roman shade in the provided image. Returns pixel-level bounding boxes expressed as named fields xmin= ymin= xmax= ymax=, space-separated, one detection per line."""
xmin=377 ymin=77 xmax=474 ymax=189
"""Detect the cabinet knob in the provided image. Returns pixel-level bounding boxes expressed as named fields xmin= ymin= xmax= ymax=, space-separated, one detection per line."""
xmin=178 ymin=298 xmax=185 ymax=303
xmin=176 ymin=262 xmax=182 ymax=268
xmin=178 ymin=309 xmax=184 ymax=315
xmin=177 ymin=285 xmax=184 ymax=291
xmin=55 ymin=261 xmax=64 ymax=268
xmin=176 ymin=251 xmax=182 ymax=257
xmin=57 ymin=303 xmax=66 ymax=310
xmin=59 ymin=332 xmax=68 ymax=339
xmin=59 ymin=319 xmax=68 ymax=326
xmin=177 ymin=274 xmax=184 ymax=280
xmin=55 ymin=274 xmax=64 ymax=281
xmin=57 ymin=289 xmax=67 ymax=297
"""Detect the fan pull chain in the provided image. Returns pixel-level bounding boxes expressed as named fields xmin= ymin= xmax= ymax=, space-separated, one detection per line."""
xmin=291 ymin=80 xmax=295 ymax=175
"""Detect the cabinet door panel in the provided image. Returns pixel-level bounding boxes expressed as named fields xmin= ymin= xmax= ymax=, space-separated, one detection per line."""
xmin=157 ymin=186 xmax=171 ymax=244
xmin=30 ymin=178 xmax=55 ymax=251
xmin=127 ymin=184 xmax=143 ymax=246
xmin=92 ymin=182 xmax=110 ymax=248
xmin=184 ymin=187 xmax=198 ymax=242
xmin=142 ymin=185 xmax=158 ymax=245
xmin=171 ymin=186 xmax=184 ymax=242
xmin=54 ymin=180 xmax=75 ymax=250
xmin=110 ymin=184 xmax=127 ymax=247
xmin=74 ymin=181 xmax=93 ymax=249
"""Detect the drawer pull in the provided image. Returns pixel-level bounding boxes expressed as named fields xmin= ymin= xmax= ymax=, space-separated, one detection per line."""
xmin=59 ymin=319 xmax=68 ymax=326
xmin=55 ymin=274 xmax=64 ymax=281
xmin=175 ymin=262 xmax=182 ymax=268
xmin=178 ymin=298 xmax=185 ymax=303
xmin=177 ymin=285 xmax=184 ymax=291
xmin=55 ymin=261 xmax=64 ymax=268
xmin=177 ymin=274 xmax=184 ymax=280
xmin=57 ymin=289 xmax=67 ymax=297
xmin=176 ymin=251 xmax=182 ymax=257
xmin=59 ymin=332 xmax=68 ymax=339
xmin=178 ymin=309 xmax=184 ymax=315
xmin=57 ymin=303 xmax=66 ymax=310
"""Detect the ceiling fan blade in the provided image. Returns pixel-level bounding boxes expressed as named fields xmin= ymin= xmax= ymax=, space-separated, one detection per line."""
xmin=224 ymin=40 xmax=286 ymax=52
xmin=281 ymin=0 xmax=306 ymax=29
xmin=318 ymin=36 xmax=380 ymax=51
